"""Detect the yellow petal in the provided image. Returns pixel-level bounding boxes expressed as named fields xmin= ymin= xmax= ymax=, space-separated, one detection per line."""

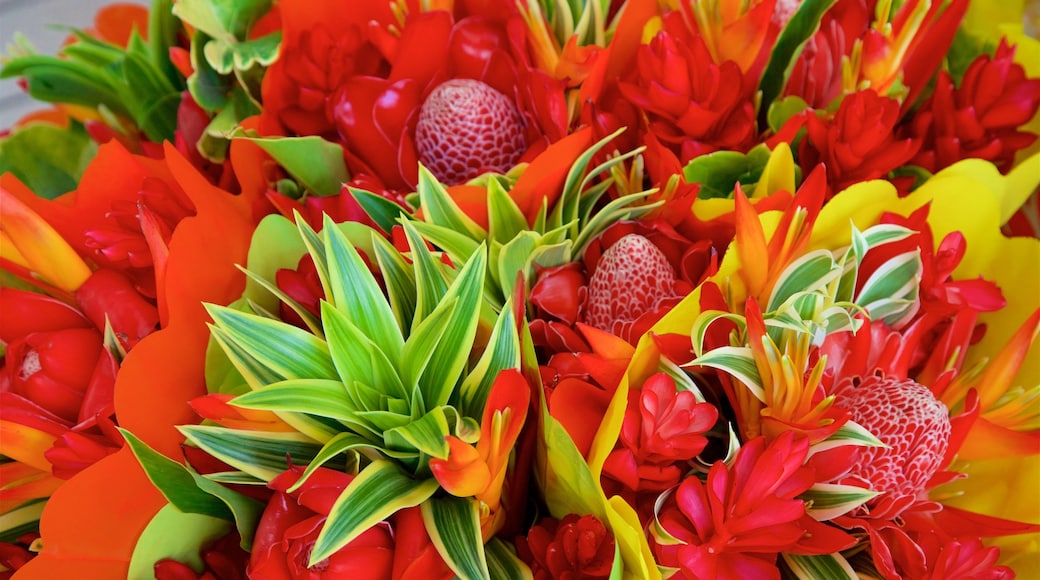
xmin=0 ymin=421 xmax=59 ymax=472
xmin=0 ymin=185 xmax=91 ymax=292
xmin=753 ymin=142 xmax=796 ymax=199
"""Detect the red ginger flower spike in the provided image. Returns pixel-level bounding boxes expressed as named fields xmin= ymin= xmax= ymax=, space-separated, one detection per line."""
xmin=415 ymin=79 xmax=527 ymax=185
xmin=835 ymin=374 xmax=951 ymax=520
xmin=584 ymin=234 xmax=679 ymax=334
xmin=516 ymin=514 xmax=615 ymax=580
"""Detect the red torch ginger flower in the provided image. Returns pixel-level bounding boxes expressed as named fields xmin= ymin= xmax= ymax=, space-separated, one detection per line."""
xmin=834 ymin=374 xmax=952 ymax=521
xmin=909 ymin=40 xmax=1040 ymax=173
xmin=617 ymin=18 xmax=758 ymax=163
xmin=650 ymin=432 xmax=855 ymax=579
xmin=602 ymin=372 xmax=718 ymax=494
xmin=786 ymin=89 xmax=920 ymax=193
xmin=585 ymin=234 xmax=681 ymax=335
xmin=516 ymin=514 xmax=615 ymax=580
xmin=415 ymin=78 xmax=527 ymax=184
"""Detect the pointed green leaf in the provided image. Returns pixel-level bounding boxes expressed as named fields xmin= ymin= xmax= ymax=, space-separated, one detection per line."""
xmin=207 ymin=304 xmax=337 ymax=380
xmin=401 ymin=300 xmax=455 ymax=394
xmin=688 ymin=346 xmax=765 ymax=402
xmin=321 ymin=302 xmax=407 ymax=400
xmin=384 ymin=407 xmax=452 ymax=460
xmin=781 ymin=552 xmax=857 ymax=580
xmin=402 ymin=220 xmax=450 ymax=325
xmin=486 ymin=538 xmax=533 ymax=580
xmin=810 ymin=420 xmax=887 ymax=456
xmin=122 ymin=430 xmax=264 ymax=549
xmin=767 ymin=250 xmax=839 ymax=312
xmin=310 ymin=461 xmax=439 ymax=565
xmin=420 ymin=246 xmax=487 ymax=408
xmin=422 ymin=496 xmax=490 ymax=580
xmin=417 ymin=164 xmax=488 ymax=239
xmin=238 ymin=265 xmax=322 ymax=337
xmin=486 ymin=177 xmax=529 ymax=243
xmin=286 ymin=431 xmax=379 ymax=493
xmin=349 ymin=186 xmax=411 ymax=235
xmin=800 ymin=483 xmax=881 ymax=521
xmin=0 ymin=122 xmax=98 ymax=199
xmin=372 ymin=233 xmax=419 ymax=334
xmin=459 ymin=302 xmax=521 ymax=418
xmin=208 ymin=325 xmax=284 ymax=389
xmin=408 ymin=221 xmax=483 ymax=272
xmin=757 ymin=0 xmax=838 ymax=124
xmin=172 ymin=0 xmax=274 ymax=40
xmin=179 ymin=425 xmax=336 ymax=481
xmin=230 ymin=378 xmax=357 ymax=420
xmin=235 ymin=135 xmax=347 ymax=196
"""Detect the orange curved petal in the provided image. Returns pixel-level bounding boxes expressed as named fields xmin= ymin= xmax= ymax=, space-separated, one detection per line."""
xmin=509 ymin=128 xmax=594 ymax=223
xmin=430 ymin=436 xmax=491 ymax=497
xmin=16 ymin=446 xmax=166 ymax=578
xmin=0 ymin=421 xmax=60 ymax=472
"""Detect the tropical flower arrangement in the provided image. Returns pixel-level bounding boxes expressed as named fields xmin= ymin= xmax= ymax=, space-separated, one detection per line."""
xmin=1 ymin=0 xmax=1039 ymax=578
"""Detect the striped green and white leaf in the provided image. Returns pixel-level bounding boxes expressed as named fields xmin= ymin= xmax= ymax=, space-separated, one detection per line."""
xmin=422 ymin=496 xmax=490 ymax=580
xmin=229 ymin=378 xmax=356 ymax=421
xmin=417 ymin=164 xmax=488 ymax=240
xmin=800 ymin=482 xmax=881 ymax=521
xmin=688 ymin=346 xmax=765 ymax=402
xmin=782 ymin=552 xmax=857 ymax=579
xmin=767 ymin=250 xmax=841 ymax=312
xmin=855 ymin=249 xmax=922 ymax=326
xmin=309 ymin=460 xmax=439 ymax=565
xmin=458 ymin=300 xmax=522 ymax=418
xmin=321 ymin=301 xmax=407 ymax=400
xmin=178 ymin=425 xmax=341 ymax=482
xmin=486 ymin=538 xmax=533 ymax=579
xmin=808 ymin=421 xmax=888 ymax=456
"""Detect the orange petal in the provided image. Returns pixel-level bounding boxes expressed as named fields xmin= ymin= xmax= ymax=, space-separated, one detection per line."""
xmin=957 ymin=417 xmax=1040 ymax=460
xmin=16 ymin=446 xmax=166 ymax=578
xmin=733 ymin=184 xmax=769 ymax=297
xmin=976 ymin=308 xmax=1040 ymax=409
xmin=0 ymin=183 xmax=91 ymax=292
xmin=0 ymin=421 xmax=60 ymax=472
xmin=509 ymin=128 xmax=594 ymax=223
xmin=430 ymin=436 xmax=491 ymax=497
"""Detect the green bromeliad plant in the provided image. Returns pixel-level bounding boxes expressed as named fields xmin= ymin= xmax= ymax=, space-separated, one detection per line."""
xmin=173 ymin=213 xmax=531 ymax=576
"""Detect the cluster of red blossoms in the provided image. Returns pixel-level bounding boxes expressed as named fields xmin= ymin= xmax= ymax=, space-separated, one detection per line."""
xmin=1 ymin=0 xmax=1039 ymax=579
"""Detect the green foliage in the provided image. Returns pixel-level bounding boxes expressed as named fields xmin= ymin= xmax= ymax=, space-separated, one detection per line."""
xmin=683 ymin=145 xmax=777 ymax=199
xmin=0 ymin=122 xmax=97 ymax=198
xmin=1 ymin=26 xmax=184 ymax=142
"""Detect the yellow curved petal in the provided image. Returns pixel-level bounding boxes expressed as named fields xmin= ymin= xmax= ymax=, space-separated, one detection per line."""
xmin=0 ymin=421 xmax=59 ymax=472
xmin=753 ymin=142 xmax=796 ymax=199
xmin=0 ymin=185 xmax=91 ymax=292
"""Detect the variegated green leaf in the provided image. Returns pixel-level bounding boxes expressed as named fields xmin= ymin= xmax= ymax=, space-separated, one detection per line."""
xmin=285 ymin=431 xmax=380 ymax=493
xmin=401 ymin=220 xmax=451 ymax=326
xmin=237 ymin=265 xmax=322 ymax=337
xmin=371 ymin=233 xmax=418 ymax=334
xmin=409 ymin=220 xmax=482 ymax=267
xmin=422 ymin=496 xmax=490 ymax=580
xmin=486 ymin=177 xmax=529 ymax=243
xmin=782 ymin=552 xmax=857 ymax=579
xmin=856 ymin=250 xmax=922 ymax=320
xmin=321 ymin=301 xmax=407 ymax=400
xmin=486 ymin=538 xmax=533 ymax=579
xmin=688 ymin=346 xmax=765 ymax=402
xmin=348 ymin=186 xmax=411 ymax=235
xmin=310 ymin=461 xmax=439 ymax=565
xmin=0 ymin=500 xmax=45 ymax=543
xmin=294 ymin=212 xmax=332 ymax=298
xmin=690 ymin=310 xmax=747 ymax=356
xmin=230 ymin=378 xmax=355 ymax=420
xmin=801 ymin=483 xmax=881 ymax=521
xmin=206 ymin=304 xmax=337 ymax=380
xmin=323 ymin=215 xmax=404 ymax=363
xmin=496 ymin=231 xmax=541 ymax=302
xmin=417 ymin=164 xmax=488 ymax=239
xmin=572 ymin=191 xmax=660 ymax=253
xmin=208 ymin=325 xmax=283 ymax=390
xmin=419 ymin=245 xmax=487 ymax=409
xmin=179 ymin=426 xmax=336 ymax=482
xmin=860 ymin=223 xmax=915 ymax=248
xmin=383 ymin=406 xmax=452 ymax=460
xmin=459 ymin=302 xmax=521 ymax=417
xmin=122 ymin=430 xmax=264 ymax=550
xmin=809 ymin=421 xmax=887 ymax=456
xmin=768 ymin=250 xmax=839 ymax=312
xmin=401 ymin=300 xmax=456 ymax=395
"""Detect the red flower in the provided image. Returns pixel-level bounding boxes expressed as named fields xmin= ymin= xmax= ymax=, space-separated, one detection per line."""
xmin=259 ymin=0 xmax=394 ymax=138
xmin=0 ymin=289 xmax=122 ymax=480
xmin=784 ymin=0 xmax=871 ymax=108
xmin=650 ymin=432 xmax=855 ymax=579
xmin=529 ymin=220 xmax=712 ymax=352
xmin=602 ymin=372 xmax=718 ymax=494
xmin=248 ymin=466 xmax=451 ymax=580
xmin=909 ymin=40 xmax=1040 ymax=173
xmin=616 ymin=15 xmax=758 ymax=163
xmin=328 ymin=10 xmax=568 ymax=191
xmin=154 ymin=531 xmax=249 ymax=580
xmin=787 ymin=90 xmax=921 ymax=193
xmin=516 ymin=514 xmax=615 ymax=580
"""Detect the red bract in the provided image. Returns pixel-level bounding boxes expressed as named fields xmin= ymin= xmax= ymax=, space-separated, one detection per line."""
xmin=784 ymin=0 xmax=871 ymax=107
xmin=602 ymin=373 xmax=718 ymax=494
xmin=834 ymin=374 xmax=952 ymax=521
xmin=154 ymin=531 xmax=249 ymax=580
xmin=275 ymin=254 xmax=324 ymax=328
xmin=617 ymin=16 xmax=757 ymax=163
xmin=328 ymin=10 xmax=567 ymax=191
xmin=650 ymin=432 xmax=855 ymax=579
xmin=259 ymin=0 xmax=394 ymax=138
xmin=789 ymin=90 xmax=920 ymax=193
xmin=909 ymin=40 xmax=1040 ymax=173
xmin=248 ymin=466 xmax=451 ymax=580
xmin=529 ymin=221 xmax=710 ymax=353
xmin=516 ymin=514 xmax=615 ymax=580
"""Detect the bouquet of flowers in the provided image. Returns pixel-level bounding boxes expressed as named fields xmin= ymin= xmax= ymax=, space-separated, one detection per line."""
xmin=2 ymin=0 xmax=1039 ymax=578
